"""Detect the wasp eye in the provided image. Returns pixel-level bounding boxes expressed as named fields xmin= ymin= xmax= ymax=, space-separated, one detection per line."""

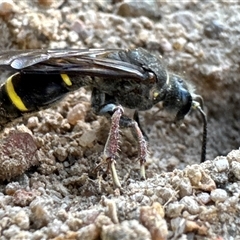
xmin=175 ymin=88 xmax=192 ymax=122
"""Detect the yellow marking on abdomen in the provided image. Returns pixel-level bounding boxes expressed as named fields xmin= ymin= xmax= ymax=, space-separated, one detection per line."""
xmin=6 ymin=73 xmax=28 ymax=111
xmin=61 ymin=74 xmax=72 ymax=86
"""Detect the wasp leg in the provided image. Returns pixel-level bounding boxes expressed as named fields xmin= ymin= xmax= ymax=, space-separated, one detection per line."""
xmin=133 ymin=110 xmax=149 ymax=141
xmin=99 ymin=104 xmax=148 ymax=187
xmin=102 ymin=104 xmax=123 ymax=188
xmin=91 ymin=88 xmax=121 ymax=187
xmin=91 ymin=88 xmax=147 ymax=187
xmin=101 ymin=104 xmax=123 ymax=188
xmin=119 ymin=115 xmax=147 ymax=181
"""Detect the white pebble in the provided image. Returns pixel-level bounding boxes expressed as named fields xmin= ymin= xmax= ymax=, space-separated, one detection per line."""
xmin=180 ymin=196 xmax=200 ymax=214
xmin=27 ymin=116 xmax=39 ymax=129
xmin=14 ymin=210 xmax=30 ymax=230
xmin=197 ymin=192 xmax=211 ymax=204
xmin=160 ymin=38 xmax=172 ymax=52
xmin=185 ymin=42 xmax=195 ymax=53
xmin=214 ymin=157 xmax=229 ymax=172
xmin=231 ymin=161 xmax=240 ymax=180
xmin=210 ymin=189 xmax=228 ymax=202
xmin=166 ymin=202 xmax=184 ymax=218
xmin=68 ymin=30 xmax=79 ymax=43
xmin=3 ymin=224 xmax=20 ymax=238
xmin=173 ymin=37 xmax=187 ymax=50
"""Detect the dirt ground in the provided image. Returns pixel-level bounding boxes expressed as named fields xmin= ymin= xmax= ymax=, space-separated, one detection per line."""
xmin=0 ymin=1 xmax=239 ymax=239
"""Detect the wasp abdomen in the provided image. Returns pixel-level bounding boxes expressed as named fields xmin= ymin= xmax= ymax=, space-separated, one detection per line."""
xmin=0 ymin=72 xmax=79 ymax=130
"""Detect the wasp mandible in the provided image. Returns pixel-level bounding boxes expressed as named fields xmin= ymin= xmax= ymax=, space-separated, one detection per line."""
xmin=0 ymin=48 xmax=207 ymax=187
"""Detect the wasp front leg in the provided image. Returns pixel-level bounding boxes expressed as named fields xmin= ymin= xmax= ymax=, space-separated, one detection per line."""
xmin=100 ymin=104 xmax=123 ymax=188
xmin=91 ymin=88 xmax=148 ymax=188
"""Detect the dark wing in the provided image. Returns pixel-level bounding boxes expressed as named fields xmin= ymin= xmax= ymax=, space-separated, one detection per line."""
xmin=0 ymin=49 xmax=150 ymax=81
xmin=0 ymin=49 xmax=114 ymax=69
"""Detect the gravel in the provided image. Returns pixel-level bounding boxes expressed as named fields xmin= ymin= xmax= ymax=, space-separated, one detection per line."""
xmin=0 ymin=0 xmax=239 ymax=239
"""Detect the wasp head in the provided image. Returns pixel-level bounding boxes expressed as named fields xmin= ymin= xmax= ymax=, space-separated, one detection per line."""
xmin=161 ymin=74 xmax=193 ymax=125
xmin=154 ymin=73 xmax=207 ymax=162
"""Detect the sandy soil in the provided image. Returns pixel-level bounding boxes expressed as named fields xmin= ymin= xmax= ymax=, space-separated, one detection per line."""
xmin=0 ymin=1 xmax=239 ymax=239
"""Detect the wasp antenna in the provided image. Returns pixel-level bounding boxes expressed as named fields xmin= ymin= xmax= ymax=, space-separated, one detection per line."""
xmin=192 ymin=101 xmax=207 ymax=162
xmin=193 ymin=94 xmax=204 ymax=110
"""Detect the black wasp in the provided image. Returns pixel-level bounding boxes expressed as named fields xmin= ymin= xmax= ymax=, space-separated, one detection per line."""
xmin=0 ymin=48 xmax=207 ymax=187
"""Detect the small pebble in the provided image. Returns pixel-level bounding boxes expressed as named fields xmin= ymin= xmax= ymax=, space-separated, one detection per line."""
xmin=178 ymin=177 xmax=193 ymax=197
xmin=0 ymin=0 xmax=16 ymax=16
xmin=68 ymin=30 xmax=79 ymax=43
xmin=173 ymin=37 xmax=187 ymax=51
xmin=27 ymin=117 xmax=39 ymax=129
xmin=185 ymin=165 xmax=202 ymax=186
xmin=210 ymin=189 xmax=228 ymax=202
xmin=54 ymin=147 xmax=68 ymax=162
xmin=140 ymin=203 xmax=168 ymax=240
xmin=204 ymin=20 xmax=225 ymax=39
xmin=3 ymin=224 xmax=20 ymax=239
xmin=13 ymin=210 xmax=30 ymax=230
xmin=197 ymin=192 xmax=211 ymax=204
xmin=231 ymin=161 xmax=240 ymax=180
xmin=172 ymin=11 xmax=196 ymax=31
xmin=165 ymin=202 xmax=184 ymax=218
xmin=0 ymin=132 xmax=38 ymax=181
xmin=180 ymin=196 xmax=200 ymax=215
xmin=11 ymin=231 xmax=32 ymax=240
xmin=227 ymin=150 xmax=240 ymax=163
xmin=67 ymin=103 xmax=87 ymax=125
xmin=38 ymin=0 xmax=53 ymax=6
xmin=117 ymin=1 xmax=160 ymax=19
xmin=214 ymin=157 xmax=229 ymax=172
xmin=30 ymin=203 xmax=51 ymax=228
xmin=78 ymin=130 xmax=97 ymax=148
xmin=160 ymin=38 xmax=172 ymax=52
xmin=101 ymin=220 xmax=151 ymax=240
xmin=185 ymin=42 xmax=195 ymax=54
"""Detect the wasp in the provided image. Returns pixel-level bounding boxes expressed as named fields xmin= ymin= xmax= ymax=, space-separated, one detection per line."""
xmin=0 ymin=48 xmax=207 ymax=187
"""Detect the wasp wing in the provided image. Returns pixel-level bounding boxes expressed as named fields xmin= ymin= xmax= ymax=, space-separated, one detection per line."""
xmin=0 ymin=49 xmax=116 ymax=69
xmin=0 ymin=49 xmax=150 ymax=81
